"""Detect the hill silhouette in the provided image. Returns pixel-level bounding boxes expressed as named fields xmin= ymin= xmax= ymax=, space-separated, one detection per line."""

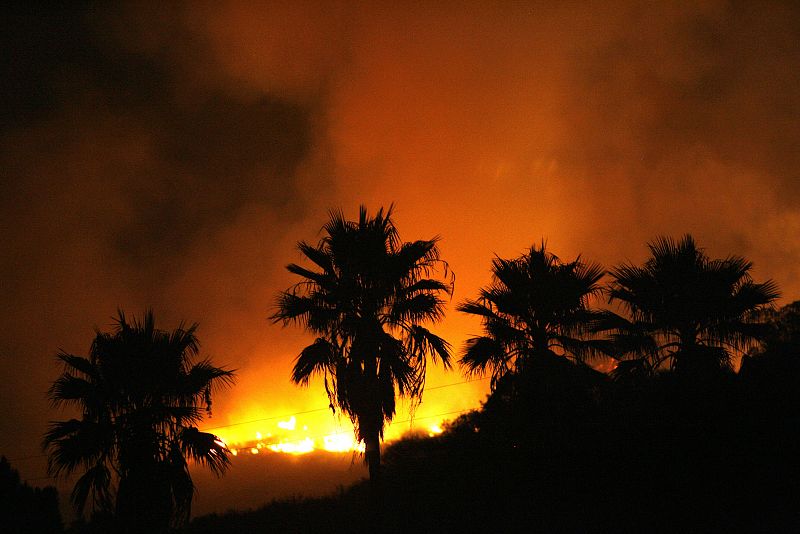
xmin=187 ymin=329 xmax=800 ymax=532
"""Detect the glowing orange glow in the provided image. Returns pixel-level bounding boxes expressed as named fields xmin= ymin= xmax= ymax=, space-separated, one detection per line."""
xmin=211 ymin=399 xmax=464 ymax=458
xmin=277 ymin=416 xmax=296 ymax=431
xmin=267 ymin=437 xmax=315 ymax=455
xmin=322 ymin=433 xmax=360 ymax=453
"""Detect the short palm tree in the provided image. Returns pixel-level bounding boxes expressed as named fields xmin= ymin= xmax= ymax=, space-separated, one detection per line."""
xmin=458 ymin=243 xmax=605 ymax=385
xmin=44 ymin=310 xmax=235 ymax=531
xmin=601 ymin=235 xmax=779 ymax=374
xmin=273 ymin=206 xmax=453 ymax=485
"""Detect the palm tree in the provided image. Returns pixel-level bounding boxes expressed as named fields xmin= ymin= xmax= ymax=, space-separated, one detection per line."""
xmin=458 ymin=242 xmax=605 ymax=385
xmin=601 ymin=235 xmax=779 ymax=375
xmin=273 ymin=206 xmax=453 ymax=486
xmin=43 ymin=310 xmax=235 ymax=532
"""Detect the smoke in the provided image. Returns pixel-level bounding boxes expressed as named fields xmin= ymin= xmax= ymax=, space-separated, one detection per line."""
xmin=2 ymin=0 xmax=799 ymax=505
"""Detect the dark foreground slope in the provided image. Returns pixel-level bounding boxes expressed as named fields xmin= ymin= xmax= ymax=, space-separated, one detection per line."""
xmin=189 ymin=352 xmax=800 ymax=533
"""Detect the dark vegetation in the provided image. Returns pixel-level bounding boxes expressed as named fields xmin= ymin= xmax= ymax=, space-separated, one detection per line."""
xmin=272 ymin=206 xmax=453 ymax=488
xmin=43 ymin=311 xmax=235 ymax=533
xmin=1 ymin=456 xmax=62 ymax=533
xmin=184 ymin=351 xmax=799 ymax=532
xmin=188 ymin=329 xmax=800 ymax=532
xmin=35 ymin=205 xmax=799 ymax=532
xmin=187 ymin=231 xmax=798 ymax=532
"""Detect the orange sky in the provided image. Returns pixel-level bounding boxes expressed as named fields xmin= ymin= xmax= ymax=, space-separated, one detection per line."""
xmin=2 ymin=1 xmax=800 ymax=508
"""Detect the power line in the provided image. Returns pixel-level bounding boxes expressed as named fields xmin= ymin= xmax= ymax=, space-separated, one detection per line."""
xmin=226 ymin=407 xmax=475 ymax=452
xmin=11 ymin=377 xmax=489 ymax=467
xmin=20 ymin=408 xmax=477 ymax=483
xmin=200 ymin=376 xmax=488 ymax=433
xmin=201 ymin=407 xmax=331 ymax=432
xmin=424 ymin=376 xmax=489 ymax=391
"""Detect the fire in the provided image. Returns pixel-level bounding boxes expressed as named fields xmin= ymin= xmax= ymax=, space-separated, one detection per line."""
xmin=206 ymin=379 xmax=486 ymax=459
xmin=267 ymin=437 xmax=315 ymax=454
xmin=212 ymin=413 xmax=444 ymax=458
xmin=277 ymin=416 xmax=296 ymax=430
xmin=322 ymin=433 xmax=361 ymax=453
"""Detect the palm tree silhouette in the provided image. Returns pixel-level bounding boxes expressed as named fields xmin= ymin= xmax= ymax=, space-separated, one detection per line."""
xmin=458 ymin=242 xmax=605 ymax=386
xmin=600 ymin=235 xmax=779 ymax=375
xmin=43 ymin=310 xmax=235 ymax=532
xmin=273 ymin=206 xmax=453 ymax=487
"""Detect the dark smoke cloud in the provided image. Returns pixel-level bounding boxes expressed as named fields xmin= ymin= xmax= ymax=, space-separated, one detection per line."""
xmin=0 ymin=2 xmax=331 ymax=472
xmin=2 ymin=0 xmax=800 ymax=511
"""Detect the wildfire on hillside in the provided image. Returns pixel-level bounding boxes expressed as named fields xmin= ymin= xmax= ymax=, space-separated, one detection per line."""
xmin=211 ymin=414 xmax=450 ymax=458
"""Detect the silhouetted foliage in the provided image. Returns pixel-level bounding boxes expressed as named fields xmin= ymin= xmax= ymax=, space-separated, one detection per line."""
xmin=599 ymin=235 xmax=779 ymax=376
xmin=189 ymin=238 xmax=797 ymax=533
xmin=740 ymin=300 xmax=800 ymax=418
xmin=0 ymin=456 xmax=62 ymax=533
xmin=44 ymin=310 xmax=235 ymax=533
xmin=191 ymin=347 xmax=800 ymax=532
xmin=458 ymin=242 xmax=606 ymax=389
xmin=273 ymin=206 xmax=453 ymax=489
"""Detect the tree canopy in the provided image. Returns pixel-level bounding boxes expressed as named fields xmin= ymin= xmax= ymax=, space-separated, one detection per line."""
xmin=458 ymin=242 xmax=605 ymax=386
xmin=599 ymin=235 xmax=779 ymax=375
xmin=44 ymin=310 xmax=235 ymax=531
xmin=273 ymin=206 xmax=453 ymax=484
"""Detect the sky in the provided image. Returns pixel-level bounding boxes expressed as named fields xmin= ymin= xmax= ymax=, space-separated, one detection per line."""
xmin=2 ymin=0 xmax=800 ymax=512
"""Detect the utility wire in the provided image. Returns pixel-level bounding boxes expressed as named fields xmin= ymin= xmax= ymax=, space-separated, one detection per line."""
xmin=226 ymin=407 xmax=475 ymax=451
xmin=201 ymin=407 xmax=331 ymax=432
xmin=201 ymin=376 xmax=488 ymax=433
xmin=21 ymin=407 xmax=477 ymax=483
xmin=12 ymin=376 xmax=489 ymax=474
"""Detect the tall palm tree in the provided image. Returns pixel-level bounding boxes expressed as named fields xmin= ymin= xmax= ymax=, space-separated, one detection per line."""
xmin=458 ymin=242 xmax=605 ymax=385
xmin=601 ymin=235 xmax=779 ymax=375
xmin=273 ymin=206 xmax=453 ymax=485
xmin=43 ymin=310 xmax=235 ymax=532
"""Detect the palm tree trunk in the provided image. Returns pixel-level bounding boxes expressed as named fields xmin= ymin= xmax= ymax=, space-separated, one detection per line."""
xmin=364 ymin=429 xmax=383 ymax=529
xmin=365 ymin=431 xmax=381 ymax=486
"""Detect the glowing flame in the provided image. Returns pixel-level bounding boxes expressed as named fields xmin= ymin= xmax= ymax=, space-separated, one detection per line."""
xmin=277 ymin=416 xmax=296 ymax=431
xmin=322 ymin=433 xmax=363 ymax=453
xmin=267 ymin=437 xmax=314 ymax=454
xmin=211 ymin=397 xmax=465 ymax=459
xmin=218 ymin=418 xmax=447 ymax=457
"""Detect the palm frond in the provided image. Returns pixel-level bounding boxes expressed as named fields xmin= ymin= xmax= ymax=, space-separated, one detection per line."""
xmin=291 ymin=338 xmax=336 ymax=385
xmin=551 ymin=335 xmax=608 ymax=363
xmin=390 ymin=293 xmax=445 ymax=323
xmin=460 ymin=337 xmax=507 ymax=377
xmin=44 ymin=419 xmax=108 ymax=476
xmin=183 ymin=360 xmax=236 ymax=394
xmin=70 ymin=462 xmax=113 ymax=517
xmin=297 ymin=241 xmax=334 ymax=272
xmin=56 ymin=352 xmax=97 ymax=378
xmin=178 ymin=427 xmax=231 ymax=477
xmin=407 ymin=325 xmax=452 ymax=369
xmin=48 ymin=374 xmax=96 ymax=408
